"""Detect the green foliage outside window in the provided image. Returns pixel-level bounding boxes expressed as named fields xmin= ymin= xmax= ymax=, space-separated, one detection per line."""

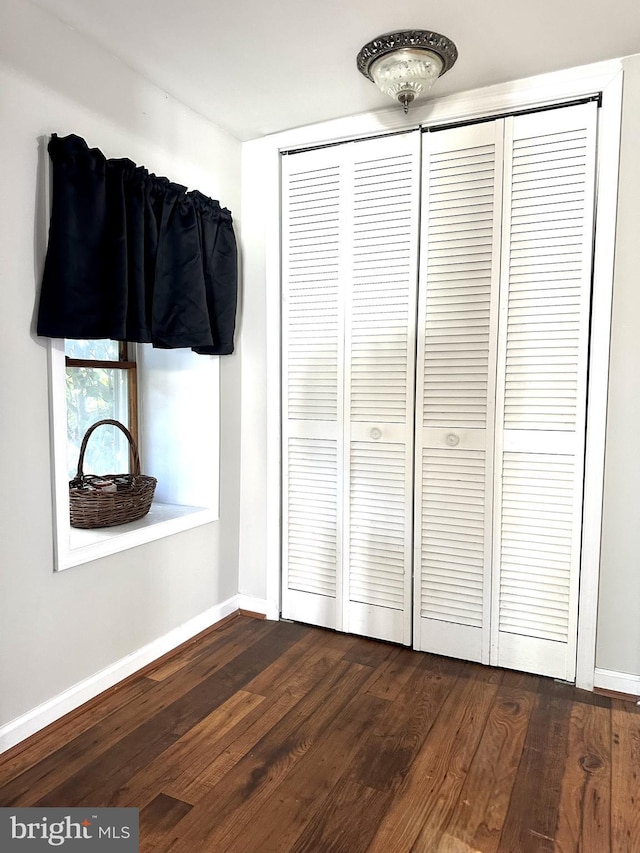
xmin=65 ymin=340 xmax=130 ymax=479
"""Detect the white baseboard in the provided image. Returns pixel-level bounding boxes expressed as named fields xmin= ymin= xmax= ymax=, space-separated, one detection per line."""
xmin=238 ymin=594 xmax=280 ymax=621
xmin=594 ymin=667 xmax=640 ymax=698
xmin=0 ymin=595 xmax=240 ymax=755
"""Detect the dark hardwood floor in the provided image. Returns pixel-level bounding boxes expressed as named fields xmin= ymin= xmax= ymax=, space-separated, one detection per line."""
xmin=1 ymin=614 xmax=639 ymax=852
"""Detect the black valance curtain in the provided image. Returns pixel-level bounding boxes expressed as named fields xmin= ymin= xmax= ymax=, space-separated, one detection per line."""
xmin=37 ymin=133 xmax=238 ymax=355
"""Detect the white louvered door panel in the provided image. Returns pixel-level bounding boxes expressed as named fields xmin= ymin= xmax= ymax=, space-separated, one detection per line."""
xmin=492 ymin=102 xmax=598 ymax=680
xmin=344 ymin=133 xmax=420 ymax=645
xmin=414 ymin=122 xmax=504 ymax=662
xmin=281 ymin=148 xmax=344 ymax=629
xmin=282 ymin=132 xmax=420 ymax=640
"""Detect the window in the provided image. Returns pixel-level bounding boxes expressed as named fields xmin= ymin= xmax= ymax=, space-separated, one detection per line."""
xmin=48 ymin=339 xmax=220 ymax=571
xmin=65 ymin=340 xmax=137 ymax=479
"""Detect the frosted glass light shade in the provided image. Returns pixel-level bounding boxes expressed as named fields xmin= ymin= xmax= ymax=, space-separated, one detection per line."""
xmin=369 ymin=48 xmax=444 ymax=109
xmin=357 ymin=30 xmax=458 ymax=113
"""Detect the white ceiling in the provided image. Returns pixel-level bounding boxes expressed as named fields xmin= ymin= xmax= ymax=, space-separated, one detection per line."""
xmin=33 ymin=0 xmax=640 ymax=141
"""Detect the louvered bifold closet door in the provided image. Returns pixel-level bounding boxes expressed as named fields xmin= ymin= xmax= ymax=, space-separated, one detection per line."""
xmin=282 ymin=132 xmax=420 ymax=640
xmin=344 ymin=132 xmax=421 ymax=645
xmin=414 ymin=121 xmax=503 ymax=662
xmin=281 ymin=147 xmax=345 ymax=630
xmin=492 ymin=102 xmax=597 ymax=680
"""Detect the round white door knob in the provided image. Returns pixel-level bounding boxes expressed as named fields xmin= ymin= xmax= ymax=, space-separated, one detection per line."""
xmin=446 ymin=433 xmax=460 ymax=447
xmin=370 ymin=427 xmax=382 ymax=440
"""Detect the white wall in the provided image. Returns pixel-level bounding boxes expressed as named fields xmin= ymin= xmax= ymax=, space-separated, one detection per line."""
xmin=0 ymin=0 xmax=242 ymax=730
xmin=595 ymin=53 xmax=640 ymax=678
xmin=237 ymin=141 xmax=277 ymax=610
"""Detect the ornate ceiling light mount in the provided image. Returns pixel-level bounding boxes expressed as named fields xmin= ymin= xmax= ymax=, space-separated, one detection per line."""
xmin=357 ymin=30 xmax=458 ymax=113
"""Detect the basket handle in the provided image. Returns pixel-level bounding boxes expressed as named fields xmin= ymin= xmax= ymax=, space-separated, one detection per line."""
xmin=75 ymin=419 xmax=141 ymax=479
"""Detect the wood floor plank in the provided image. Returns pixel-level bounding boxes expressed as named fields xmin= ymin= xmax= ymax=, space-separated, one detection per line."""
xmin=342 ymin=634 xmax=397 ymax=668
xmin=291 ymin=779 xmax=391 ymax=853
xmin=404 ymin=666 xmax=503 ymax=852
xmin=1 ymin=619 xmax=637 ymax=852
xmin=222 ymin=690 xmax=390 ymax=852
xmin=30 ymin=619 xmax=306 ymax=808
xmin=114 ymin=689 xmax=266 ymax=808
xmin=144 ymin=613 xmax=246 ymax=681
xmin=139 ymin=793 xmax=192 ymax=853
xmin=137 ymin=627 xmax=350 ymax=805
xmin=0 ymin=616 xmax=277 ymax=806
xmin=366 ymin=664 xmax=502 ymax=853
xmin=157 ymin=659 xmax=375 ymax=852
xmin=0 ymin=615 xmax=248 ymax=784
xmin=436 ymin=670 xmax=538 ymax=853
xmin=356 ymin=654 xmax=464 ymax=794
xmin=364 ymin=645 xmax=425 ymax=701
xmin=163 ymin=694 xmax=302 ymax=803
xmin=0 ymin=678 xmax=172 ymax=808
xmin=161 ymin=628 xmax=365 ymax=802
xmin=121 ymin=626 xmax=347 ymax=808
xmin=146 ymin=613 xmax=278 ymax=688
xmin=611 ymin=698 xmax=640 ymax=853
xmin=498 ymin=679 xmax=575 ymax=853
xmin=243 ymin=624 xmax=354 ymax=697
xmin=0 ymin=676 xmax=157 ymax=788
xmin=283 ymin=653 xmax=464 ymax=852
xmin=554 ymin=691 xmax=612 ymax=853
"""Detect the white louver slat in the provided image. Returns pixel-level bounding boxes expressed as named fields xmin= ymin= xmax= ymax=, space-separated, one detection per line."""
xmin=349 ymin=442 xmax=406 ymax=610
xmin=281 ymin=148 xmax=345 ymax=629
xmin=285 ymin=162 xmax=341 ymax=422
xmin=414 ymin=121 xmax=503 ymax=663
xmin=498 ymin=452 xmax=575 ymax=642
xmin=492 ymin=103 xmax=597 ymax=680
xmin=503 ymin=122 xmax=592 ymax=433
xmin=287 ymin=438 xmax=338 ymax=596
xmin=420 ymin=448 xmax=486 ymax=626
xmin=349 ymin=149 xmax=414 ymax=424
xmin=344 ymin=134 xmax=420 ymax=646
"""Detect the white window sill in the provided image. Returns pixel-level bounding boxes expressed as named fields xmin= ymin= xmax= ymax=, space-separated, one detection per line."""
xmin=58 ymin=502 xmax=216 ymax=571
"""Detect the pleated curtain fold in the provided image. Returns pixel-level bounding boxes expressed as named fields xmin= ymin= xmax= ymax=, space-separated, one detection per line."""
xmin=37 ymin=133 xmax=238 ymax=355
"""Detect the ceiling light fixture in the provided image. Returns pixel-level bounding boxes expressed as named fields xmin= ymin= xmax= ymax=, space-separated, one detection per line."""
xmin=357 ymin=30 xmax=458 ymax=113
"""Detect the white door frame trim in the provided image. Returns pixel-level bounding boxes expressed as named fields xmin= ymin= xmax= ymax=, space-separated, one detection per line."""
xmin=253 ymin=57 xmax=623 ymax=690
xmin=576 ymin=70 xmax=623 ymax=689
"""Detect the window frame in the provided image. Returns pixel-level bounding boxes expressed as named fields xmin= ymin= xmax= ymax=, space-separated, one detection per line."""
xmin=65 ymin=339 xmax=139 ymax=477
xmin=48 ymin=338 xmax=219 ymax=572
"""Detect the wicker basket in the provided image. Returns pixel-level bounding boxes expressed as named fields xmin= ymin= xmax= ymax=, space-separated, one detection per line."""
xmin=69 ymin=419 xmax=157 ymax=529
